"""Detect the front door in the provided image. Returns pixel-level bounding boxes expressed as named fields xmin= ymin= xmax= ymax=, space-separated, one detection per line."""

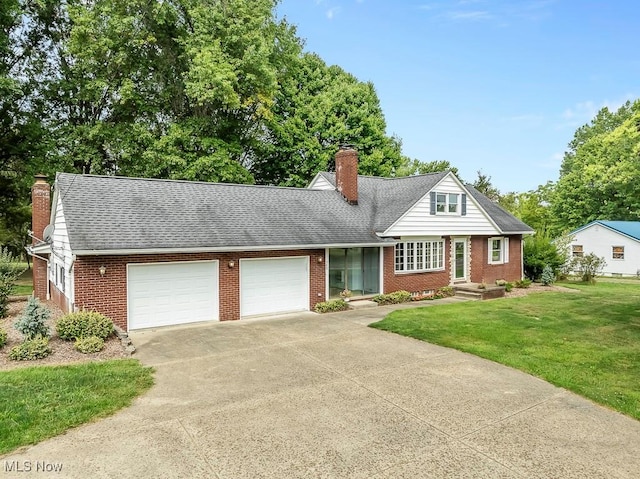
xmin=453 ymin=238 xmax=467 ymax=282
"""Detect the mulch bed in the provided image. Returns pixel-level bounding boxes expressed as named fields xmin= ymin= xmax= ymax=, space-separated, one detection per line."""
xmin=0 ymin=299 xmax=130 ymax=371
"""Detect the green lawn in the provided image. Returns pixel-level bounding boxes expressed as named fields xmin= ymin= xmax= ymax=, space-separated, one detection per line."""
xmin=0 ymin=360 xmax=154 ymax=455
xmin=11 ymin=265 xmax=33 ymax=296
xmin=371 ymin=282 xmax=640 ymax=420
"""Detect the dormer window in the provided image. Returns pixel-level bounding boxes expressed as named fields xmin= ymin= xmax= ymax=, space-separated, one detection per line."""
xmin=431 ymin=192 xmax=466 ymax=216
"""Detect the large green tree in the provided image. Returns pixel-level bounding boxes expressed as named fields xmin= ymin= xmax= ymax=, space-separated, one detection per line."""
xmin=253 ymin=53 xmax=409 ymax=186
xmin=551 ymin=100 xmax=640 ymax=231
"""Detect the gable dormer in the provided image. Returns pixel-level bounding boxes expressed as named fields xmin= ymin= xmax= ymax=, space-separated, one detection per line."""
xmin=380 ymin=173 xmax=501 ymax=237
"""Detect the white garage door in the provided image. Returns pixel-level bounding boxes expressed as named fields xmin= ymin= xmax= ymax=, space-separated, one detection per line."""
xmin=240 ymin=257 xmax=309 ymax=317
xmin=128 ymin=261 xmax=219 ymax=330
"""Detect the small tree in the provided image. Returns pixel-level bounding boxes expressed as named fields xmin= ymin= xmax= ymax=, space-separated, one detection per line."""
xmin=541 ymin=264 xmax=555 ymax=286
xmin=572 ymin=253 xmax=606 ymax=284
xmin=523 ymin=235 xmax=563 ymax=281
xmin=14 ymin=297 xmax=51 ymax=340
xmin=0 ymin=247 xmax=26 ymax=318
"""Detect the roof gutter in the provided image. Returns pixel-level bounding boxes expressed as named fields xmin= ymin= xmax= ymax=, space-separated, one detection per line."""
xmin=72 ymin=242 xmax=396 ymax=256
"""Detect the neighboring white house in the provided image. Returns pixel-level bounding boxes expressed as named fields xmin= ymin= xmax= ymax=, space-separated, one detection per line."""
xmin=569 ymin=221 xmax=640 ymax=277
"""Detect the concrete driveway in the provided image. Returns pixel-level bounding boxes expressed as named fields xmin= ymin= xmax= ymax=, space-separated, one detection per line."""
xmin=3 ymin=301 xmax=639 ymax=478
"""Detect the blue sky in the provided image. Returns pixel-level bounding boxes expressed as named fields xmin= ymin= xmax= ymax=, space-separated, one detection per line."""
xmin=276 ymin=0 xmax=639 ymax=193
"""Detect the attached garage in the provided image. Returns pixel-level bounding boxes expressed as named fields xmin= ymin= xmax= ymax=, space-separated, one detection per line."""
xmin=240 ymin=256 xmax=309 ymax=317
xmin=127 ymin=260 xmax=219 ymax=330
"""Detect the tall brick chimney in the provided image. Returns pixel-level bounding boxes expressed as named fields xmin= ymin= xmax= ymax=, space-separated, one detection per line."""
xmin=335 ymin=145 xmax=358 ymax=205
xmin=32 ymin=174 xmax=50 ymax=300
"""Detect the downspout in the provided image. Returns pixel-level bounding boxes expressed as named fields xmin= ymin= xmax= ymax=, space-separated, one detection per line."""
xmin=521 ymin=235 xmax=525 ymax=280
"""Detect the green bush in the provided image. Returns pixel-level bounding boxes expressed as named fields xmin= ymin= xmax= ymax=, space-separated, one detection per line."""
xmin=541 ymin=264 xmax=555 ymax=286
xmin=14 ymin=297 xmax=51 ymax=340
xmin=0 ymin=328 xmax=7 ymax=348
xmin=437 ymin=286 xmax=454 ymax=298
xmin=504 ymin=282 xmax=514 ymax=292
xmin=9 ymin=337 xmax=51 ymax=361
xmin=523 ymin=235 xmax=563 ymax=281
xmin=314 ymin=299 xmax=349 ymax=313
xmin=0 ymin=248 xmax=26 ymax=318
xmin=571 ymin=253 xmax=606 ymax=284
xmin=56 ymin=311 xmax=114 ymax=341
xmin=515 ymin=279 xmax=532 ymax=289
xmin=372 ymin=290 xmax=412 ymax=305
xmin=74 ymin=336 xmax=105 ymax=354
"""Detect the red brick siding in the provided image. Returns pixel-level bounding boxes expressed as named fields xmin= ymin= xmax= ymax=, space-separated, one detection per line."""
xmin=383 ymin=242 xmax=451 ymax=294
xmin=335 ymin=148 xmax=359 ymax=204
xmin=49 ymin=282 xmax=70 ymax=313
xmin=73 ymin=250 xmax=325 ymax=331
xmin=31 ymin=178 xmax=50 ymax=301
xmin=470 ymin=235 xmax=523 ymax=284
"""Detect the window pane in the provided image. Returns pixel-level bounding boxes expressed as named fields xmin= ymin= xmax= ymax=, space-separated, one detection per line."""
xmin=406 ymin=242 xmax=415 ymax=270
xmin=491 ymin=239 xmax=502 ymax=262
xmin=395 ymin=243 xmax=404 ymax=271
xmin=613 ymin=246 xmax=624 ymax=259
xmin=425 ymin=241 xmax=432 ymax=269
xmin=416 ymin=242 xmax=424 ymax=270
xmin=436 ymin=193 xmax=446 ymax=213
xmin=436 ymin=241 xmax=444 ymax=268
xmin=572 ymin=245 xmax=583 ymax=258
xmin=448 ymin=193 xmax=458 ymax=213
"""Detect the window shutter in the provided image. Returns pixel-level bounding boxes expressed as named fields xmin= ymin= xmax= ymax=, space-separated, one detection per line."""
xmin=461 ymin=193 xmax=467 ymax=216
xmin=430 ymin=192 xmax=436 ymax=215
xmin=487 ymin=238 xmax=492 ymax=264
xmin=504 ymin=237 xmax=509 ymax=263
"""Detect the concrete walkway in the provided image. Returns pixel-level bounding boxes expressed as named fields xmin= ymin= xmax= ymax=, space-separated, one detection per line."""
xmin=3 ymin=299 xmax=639 ymax=478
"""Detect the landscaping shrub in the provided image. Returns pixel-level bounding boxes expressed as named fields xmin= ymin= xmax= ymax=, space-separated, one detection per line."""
xmin=314 ymin=299 xmax=349 ymax=313
xmin=0 ymin=247 xmax=26 ymax=318
xmin=14 ymin=297 xmax=51 ymax=340
xmin=437 ymin=286 xmax=454 ymax=298
xmin=9 ymin=337 xmax=51 ymax=360
xmin=0 ymin=328 xmax=7 ymax=348
xmin=571 ymin=253 xmax=606 ymax=284
xmin=541 ymin=264 xmax=555 ymax=286
xmin=515 ymin=279 xmax=532 ymax=288
xmin=504 ymin=282 xmax=514 ymax=292
xmin=74 ymin=336 xmax=105 ymax=354
xmin=372 ymin=290 xmax=412 ymax=305
xmin=56 ymin=311 xmax=114 ymax=341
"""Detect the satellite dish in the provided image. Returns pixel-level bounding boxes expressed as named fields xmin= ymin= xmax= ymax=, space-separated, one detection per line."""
xmin=43 ymin=224 xmax=55 ymax=243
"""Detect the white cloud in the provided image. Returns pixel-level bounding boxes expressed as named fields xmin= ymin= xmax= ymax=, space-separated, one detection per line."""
xmin=446 ymin=10 xmax=492 ymax=21
xmin=326 ymin=6 xmax=340 ymax=19
xmin=558 ymin=94 xmax=636 ymax=129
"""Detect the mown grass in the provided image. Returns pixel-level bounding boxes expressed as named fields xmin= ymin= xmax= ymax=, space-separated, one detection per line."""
xmin=0 ymin=360 xmax=154 ymax=455
xmin=11 ymin=265 xmax=32 ymax=295
xmin=370 ymin=282 xmax=640 ymax=420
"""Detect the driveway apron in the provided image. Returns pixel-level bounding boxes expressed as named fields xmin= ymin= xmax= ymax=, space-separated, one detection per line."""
xmin=3 ymin=301 xmax=639 ymax=478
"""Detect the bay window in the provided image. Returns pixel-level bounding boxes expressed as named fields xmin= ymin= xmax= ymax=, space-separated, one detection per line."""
xmin=395 ymin=240 xmax=444 ymax=272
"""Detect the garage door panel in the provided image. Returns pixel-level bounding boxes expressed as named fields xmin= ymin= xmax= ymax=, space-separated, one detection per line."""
xmin=240 ymin=257 xmax=309 ymax=317
xmin=128 ymin=261 xmax=219 ymax=330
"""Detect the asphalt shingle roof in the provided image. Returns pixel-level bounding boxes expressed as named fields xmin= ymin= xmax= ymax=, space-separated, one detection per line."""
xmin=464 ymin=184 xmax=534 ymax=234
xmin=56 ymin=170 xmax=533 ymax=253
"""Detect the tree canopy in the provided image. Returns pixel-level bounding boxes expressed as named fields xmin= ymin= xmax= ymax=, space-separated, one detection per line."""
xmin=551 ymin=100 xmax=640 ymax=231
xmin=1 ymin=0 xmax=413 ymax=251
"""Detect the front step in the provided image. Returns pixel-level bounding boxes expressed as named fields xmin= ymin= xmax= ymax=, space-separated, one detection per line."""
xmin=454 ymin=290 xmax=483 ymax=300
xmin=348 ymin=299 xmax=378 ymax=309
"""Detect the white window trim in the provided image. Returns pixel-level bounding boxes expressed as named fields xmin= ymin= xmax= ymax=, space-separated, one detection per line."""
xmin=435 ymin=192 xmax=460 ymax=216
xmin=488 ymin=237 xmax=509 ymax=265
xmin=395 ymin=240 xmax=445 ymax=273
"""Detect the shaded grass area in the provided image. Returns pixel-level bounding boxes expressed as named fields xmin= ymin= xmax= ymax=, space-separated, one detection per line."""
xmin=0 ymin=359 xmax=154 ymax=455
xmin=11 ymin=265 xmax=32 ymax=296
xmin=371 ymin=282 xmax=640 ymax=420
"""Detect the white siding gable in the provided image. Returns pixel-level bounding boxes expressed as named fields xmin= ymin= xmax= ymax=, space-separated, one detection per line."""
xmin=50 ymin=194 xmax=75 ymax=306
xmin=383 ymin=174 xmax=500 ymax=237
xmin=308 ymin=174 xmax=334 ymax=191
xmin=572 ymin=224 xmax=640 ymax=276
